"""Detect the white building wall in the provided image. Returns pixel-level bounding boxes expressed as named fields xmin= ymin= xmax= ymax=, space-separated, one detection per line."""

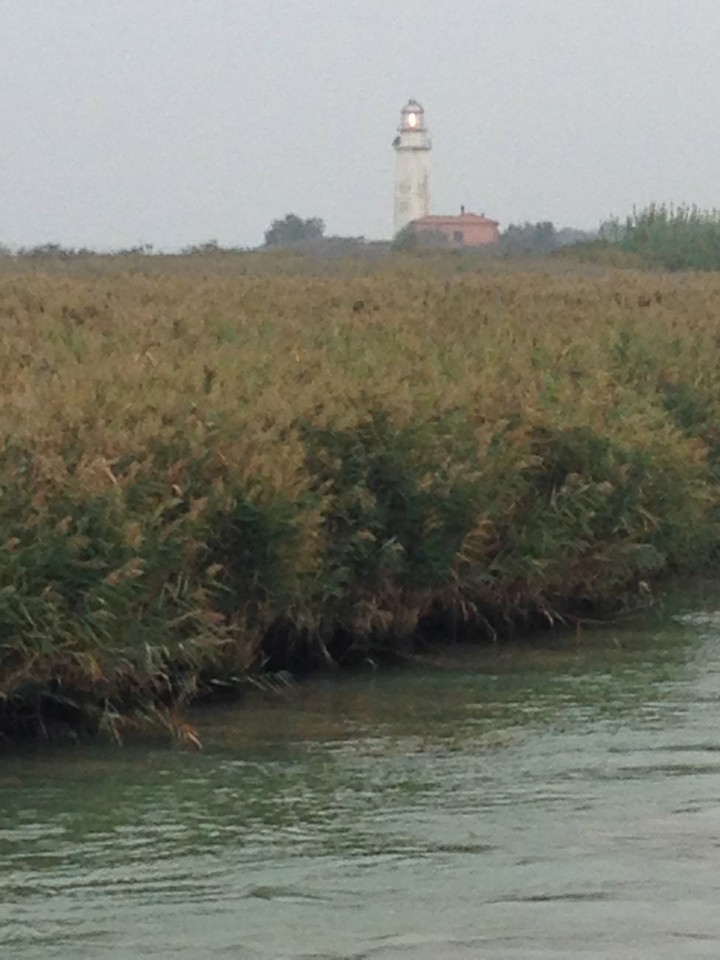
xmin=394 ymin=123 xmax=431 ymax=235
xmin=394 ymin=149 xmax=430 ymax=235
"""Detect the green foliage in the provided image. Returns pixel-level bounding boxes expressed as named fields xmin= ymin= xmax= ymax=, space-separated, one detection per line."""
xmin=499 ymin=223 xmax=597 ymax=258
xmin=302 ymin=412 xmax=481 ymax=601
xmin=391 ymin=224 xmax=418 ymax=251
xmin=501 ymin=221 xmax=559 ymax=255
xmin=607 ymin=204 xmax=720 ymax=271
xmin=206 ymin=490 xmax=305 ymax=620
xmin=264 ymin=213 xmax=325 ymax=247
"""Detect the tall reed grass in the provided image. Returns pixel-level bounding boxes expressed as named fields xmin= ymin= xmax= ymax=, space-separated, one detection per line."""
xmin=621 ymin=204 xmax=720 ymax=271
xmin=1 ymin=255 xmax=719 ymax=737
xmin=566 ymin=204 xmax=720 ymax=272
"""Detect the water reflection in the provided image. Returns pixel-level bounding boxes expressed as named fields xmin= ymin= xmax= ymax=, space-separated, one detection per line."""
xmin=2 ymin=612 xmax=720 ymax=958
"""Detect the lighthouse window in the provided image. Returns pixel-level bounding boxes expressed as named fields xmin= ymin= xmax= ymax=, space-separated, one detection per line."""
xmin=407 ymin=113 xmax=417 ymax=128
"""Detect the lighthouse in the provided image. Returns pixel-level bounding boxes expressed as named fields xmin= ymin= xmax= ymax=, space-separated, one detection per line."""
xmin=393 ymin=99 xmax=431 ymax=236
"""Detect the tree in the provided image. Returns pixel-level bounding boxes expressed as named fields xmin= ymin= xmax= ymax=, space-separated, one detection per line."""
xmin=264 ymin=213 xmax=325 ymax=247
xmin=391 ymin=223 xmax=419 ymax=251
xmin=500 ymin=221 xmax=559 ymax=255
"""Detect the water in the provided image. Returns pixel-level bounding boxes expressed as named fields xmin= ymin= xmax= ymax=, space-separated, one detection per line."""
xmin=3 ymin=607 xmax=720 ymax=958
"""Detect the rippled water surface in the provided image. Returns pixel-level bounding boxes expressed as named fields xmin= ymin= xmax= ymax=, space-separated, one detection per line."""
xmin=4 ymin=607 xmax=720 ymax=958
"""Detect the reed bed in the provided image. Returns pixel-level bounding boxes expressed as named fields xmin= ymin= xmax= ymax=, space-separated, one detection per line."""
xmin=2 ymin=255 xmax=719 ymax=737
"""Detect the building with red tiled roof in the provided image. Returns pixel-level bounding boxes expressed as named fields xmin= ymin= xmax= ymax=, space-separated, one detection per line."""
xmin=413 ymin=207 xmax=500 ymax=247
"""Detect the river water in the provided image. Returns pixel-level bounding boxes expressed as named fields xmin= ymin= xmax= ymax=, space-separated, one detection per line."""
xmin=3 ymin=605 xmax=720 ymax=959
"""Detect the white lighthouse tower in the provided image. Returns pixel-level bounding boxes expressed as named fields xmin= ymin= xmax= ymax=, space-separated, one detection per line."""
xmin=393 ymin=99 xmax=431 ymax=236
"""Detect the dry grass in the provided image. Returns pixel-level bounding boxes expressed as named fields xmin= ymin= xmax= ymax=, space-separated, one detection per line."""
xmin=1 ymin=252 xmax=719 ymax=736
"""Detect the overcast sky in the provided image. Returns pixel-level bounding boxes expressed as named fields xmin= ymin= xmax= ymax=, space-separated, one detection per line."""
xmin=2 ymin=0 xmax=719 ymax=249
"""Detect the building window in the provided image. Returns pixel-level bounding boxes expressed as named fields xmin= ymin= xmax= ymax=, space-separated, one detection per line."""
xmin=453 ymin=231 xmax=464 ymax=244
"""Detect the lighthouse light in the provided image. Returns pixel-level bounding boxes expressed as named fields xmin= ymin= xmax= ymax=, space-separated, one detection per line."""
xmin=407 ymin=113 xmax=418 ymax=128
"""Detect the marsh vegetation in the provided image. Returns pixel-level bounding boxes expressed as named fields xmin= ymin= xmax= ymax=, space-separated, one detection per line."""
xmin=1 ymin=251 xmax=719 ymax=737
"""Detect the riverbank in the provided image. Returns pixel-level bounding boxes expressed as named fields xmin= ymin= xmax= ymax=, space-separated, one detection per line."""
xmin=1 ymin=256 xmax=720 ymax=739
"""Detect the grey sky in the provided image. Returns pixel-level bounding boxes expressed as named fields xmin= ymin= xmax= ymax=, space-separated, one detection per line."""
xmin=2 ymin=0 xmax=719 ymax=250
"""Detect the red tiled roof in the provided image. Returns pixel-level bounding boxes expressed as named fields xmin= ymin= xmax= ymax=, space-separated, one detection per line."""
xmin=414 ymin=213 xmax=499 ymax=226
